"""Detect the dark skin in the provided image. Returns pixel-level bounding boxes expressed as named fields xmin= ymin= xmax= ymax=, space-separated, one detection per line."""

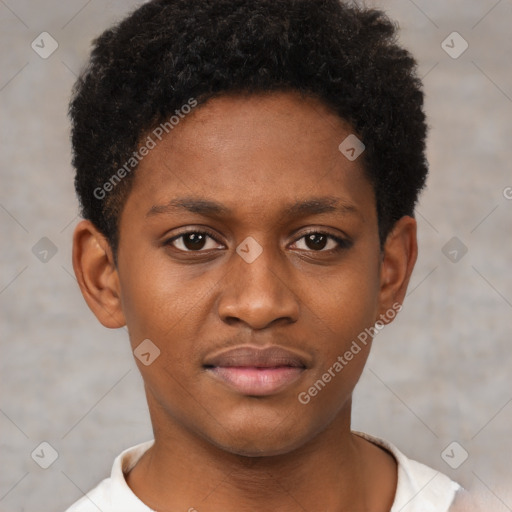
xmin=73 ymin=91 xmax=418 ymax=511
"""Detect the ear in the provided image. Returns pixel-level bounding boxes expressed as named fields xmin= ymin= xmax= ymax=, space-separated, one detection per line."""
xmin=376 ymin=216 xmax=418 ymax=324
xmin=72 ymin=220 xmax=126 ymax=328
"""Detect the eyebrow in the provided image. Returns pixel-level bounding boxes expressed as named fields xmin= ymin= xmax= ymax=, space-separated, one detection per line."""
xmin=146 ymin=196 xmax=359 ymax=219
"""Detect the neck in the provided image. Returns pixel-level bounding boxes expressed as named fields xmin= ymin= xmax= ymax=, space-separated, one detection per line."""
xmin=126 ymin=397 xmax=381 ymax=512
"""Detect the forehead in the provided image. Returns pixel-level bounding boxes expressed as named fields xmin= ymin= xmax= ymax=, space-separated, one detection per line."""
xmin=125 ymin=91 xmax=375 ymax=223
xmin=149 ymin=91 xmax=353 ymax=159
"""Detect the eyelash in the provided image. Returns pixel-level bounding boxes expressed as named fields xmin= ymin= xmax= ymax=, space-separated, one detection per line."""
xmin=164 ymin=228 xmax=351 ymax=254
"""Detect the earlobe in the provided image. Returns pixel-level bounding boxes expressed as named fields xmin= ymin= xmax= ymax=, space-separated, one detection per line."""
xmin=377 ymin=216 xmax=418 ymax=324
xmin=72 ymin=220 xmax=126 ymax=329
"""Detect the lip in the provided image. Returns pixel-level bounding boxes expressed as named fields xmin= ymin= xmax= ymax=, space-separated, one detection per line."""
xmin=203 ymin=345 xmax=308 ymax=396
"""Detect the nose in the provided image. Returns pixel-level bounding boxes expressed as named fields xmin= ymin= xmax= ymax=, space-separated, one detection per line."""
xmin=217 ymin=242 xmax=300 ymax=330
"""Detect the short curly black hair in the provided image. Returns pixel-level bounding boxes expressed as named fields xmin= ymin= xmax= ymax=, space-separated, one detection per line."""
xmin=69 ymin=0 xmax=428 ymax=256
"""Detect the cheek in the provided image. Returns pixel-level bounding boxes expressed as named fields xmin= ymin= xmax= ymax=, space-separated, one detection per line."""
xmin=297 ymin=274 xmax=378 ymax=417
xmin=118 ymin=255 xmax=189 ymax=340
xmin=300 ymin=251 xmax=380 ymax=398
xmin=117 ymin=256 xmax=216 ymax=390
xmin=308 ymin=255 xmax=381 ymax=342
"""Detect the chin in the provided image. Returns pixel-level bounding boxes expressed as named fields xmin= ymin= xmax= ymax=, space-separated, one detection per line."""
xmin=213 ymin=435 xmax=307 ymax=458
xmin=202 ymin=409 xmax=316 ymax=458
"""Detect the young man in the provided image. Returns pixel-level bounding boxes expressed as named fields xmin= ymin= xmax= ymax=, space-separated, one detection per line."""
xmin=66 ymin=0 xmax=463 ymax=510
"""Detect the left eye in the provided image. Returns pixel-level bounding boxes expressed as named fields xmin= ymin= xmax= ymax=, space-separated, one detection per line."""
xmin=165 ymin=231 xmax=347 ymax=253
xmin=291 ymin=232 xmax=346 ymax=252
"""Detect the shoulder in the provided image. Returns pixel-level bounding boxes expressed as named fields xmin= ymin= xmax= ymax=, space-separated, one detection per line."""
xmin=63 ymin=478 xmax=112 ymax=512
xmin=63 ymin=441 xmax=155 ymax=512
xmin=352 ymin=431 xmax=463 ymax=512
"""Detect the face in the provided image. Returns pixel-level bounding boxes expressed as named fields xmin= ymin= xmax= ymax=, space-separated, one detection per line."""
xmin=75 ymin=91 xmax=416 ymax=457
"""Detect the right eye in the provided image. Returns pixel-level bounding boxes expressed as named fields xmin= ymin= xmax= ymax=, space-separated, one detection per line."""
xmin=164 ymin=230 xmax=225 ymax=252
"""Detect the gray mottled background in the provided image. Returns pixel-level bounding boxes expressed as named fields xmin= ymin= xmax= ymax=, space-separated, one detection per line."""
xmin=1 ymin=1 xmax=511 ymax=510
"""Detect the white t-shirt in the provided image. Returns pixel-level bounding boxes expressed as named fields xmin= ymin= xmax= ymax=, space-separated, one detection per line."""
xmin=65 ymin=431 xmax=462 ymax=512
